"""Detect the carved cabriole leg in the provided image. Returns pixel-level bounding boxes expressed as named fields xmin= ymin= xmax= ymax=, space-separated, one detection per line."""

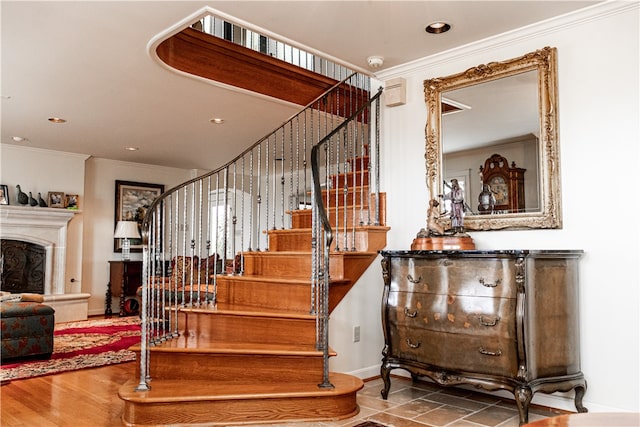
xmin=529 ymin=375 xmax=589 ymax=417
xmin=380 ymin=364 xmax=391 ymax=399
xmin=575 ymin=382 xmax=588 ymax=413
xmin=380 ymin=258 xmax=392 ymax=400
xmin=515 ymin=385 xmax=533 ymax=426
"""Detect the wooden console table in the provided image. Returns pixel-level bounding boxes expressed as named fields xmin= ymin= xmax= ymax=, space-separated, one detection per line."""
xmin=106 ymin=260 xmax=142 ymax=316
xmin=380 ymin=250 xmax=586 ymax=425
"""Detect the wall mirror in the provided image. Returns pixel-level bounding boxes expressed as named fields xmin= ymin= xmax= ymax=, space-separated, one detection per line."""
xmin=424 ymin=46 xmax=561 ymax=231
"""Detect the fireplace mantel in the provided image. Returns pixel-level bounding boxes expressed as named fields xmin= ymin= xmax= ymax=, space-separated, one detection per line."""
xmin=1 ymin=205 xmax=89 ymax=322
xmin=1 ymin=204 xmax=77 ymax=227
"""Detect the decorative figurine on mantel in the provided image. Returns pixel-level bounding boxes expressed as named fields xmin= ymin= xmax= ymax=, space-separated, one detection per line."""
xmin=411 ymin=179 xmax=475 ymax=250
xmin=16 ymin=185 xmax=29 ymax=205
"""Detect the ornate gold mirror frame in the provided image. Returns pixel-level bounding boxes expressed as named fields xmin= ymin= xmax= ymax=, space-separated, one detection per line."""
xmin=424 ymin=46 xmax=561 ymax=231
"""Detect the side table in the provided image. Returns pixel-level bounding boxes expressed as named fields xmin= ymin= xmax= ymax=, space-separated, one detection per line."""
xmin=106 ymin=260 xmax=142 ymax=316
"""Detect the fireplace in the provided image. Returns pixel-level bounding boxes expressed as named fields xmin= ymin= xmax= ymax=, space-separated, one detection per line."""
xmin=1 ymin=239 xmax=46 ymax=294
xmin=0 ymin=205 xmax=90 ymax=322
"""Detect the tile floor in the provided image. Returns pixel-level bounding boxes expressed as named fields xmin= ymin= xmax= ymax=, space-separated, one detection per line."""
xmin=254 ymin=376 xmax=568 ymax=427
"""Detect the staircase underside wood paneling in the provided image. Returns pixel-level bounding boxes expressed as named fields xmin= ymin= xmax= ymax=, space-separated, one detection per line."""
xmin=156 ymin=27 xmax=370 ymax=113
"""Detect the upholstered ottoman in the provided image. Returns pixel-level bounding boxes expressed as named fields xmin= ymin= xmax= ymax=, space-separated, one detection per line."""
xmin=1 ymin=301 xmax=55 ymax=361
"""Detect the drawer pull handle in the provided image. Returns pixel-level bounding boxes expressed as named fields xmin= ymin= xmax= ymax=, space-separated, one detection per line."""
xmin=478 ymin=347 xmax=502 ymax=357
xmin=407 ymin=274 xmax=422 ymax=283
xmin=479 ymin=278 xmax=501 ymax=288
xmin=406 ymin=338 xmax=421 ymax=349
xmin=479 ymin=316 xmax=500 ymax=327
xmin=404 ymin=307 xmax=418 ymax=318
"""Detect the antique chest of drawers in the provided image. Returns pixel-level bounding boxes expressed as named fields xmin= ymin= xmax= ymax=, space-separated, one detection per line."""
xmin=379 ymin=250 xmax=586 ymax=425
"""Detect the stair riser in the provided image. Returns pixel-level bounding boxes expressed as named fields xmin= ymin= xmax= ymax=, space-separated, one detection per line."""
xmin=292 ymin=207 xmax=374 ymax=229
xmin=330 ymin=171 xmax=369 ymax=189
xmin=347 ymin=155 xmax=369 ymax=172
xmin=243 ymin=253 xmax=346 ymax=280
xmin=122 ymin=391 xmax=359 ymax=426
xmin=139 ymin=352 xmax=326 ymax=383
xmin=321 ymin=186 xmax=370 ymax=207
xmin=268 ymin=229 xmax=388 ymax=252
xmin=216 ymin=277 xmax=312 ymax=312
xmin=291 ymin=193 xmax=386 ymax=229
xmin=179 ymin=311 xmax=316 ymax=345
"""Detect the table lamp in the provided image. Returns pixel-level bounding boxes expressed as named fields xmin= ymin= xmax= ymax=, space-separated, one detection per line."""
xmin=114 ymin=220 xmax=141 ymax=261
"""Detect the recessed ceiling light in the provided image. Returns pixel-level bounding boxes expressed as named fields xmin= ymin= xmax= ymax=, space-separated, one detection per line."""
xmin=210 ymin=118 xmax=225 ymax=124
xmin=125 ymin=147 xmax=139 ymax=151
xmin=48 ymin=117 xmax=67 ymax=123
xmin=11 ymin=136 xmax=28 ymax=143
xmin=426 ymin=22 xmax=451 ymax=34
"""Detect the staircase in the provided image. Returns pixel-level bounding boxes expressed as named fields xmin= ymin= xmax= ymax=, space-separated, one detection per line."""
xmin=117 ymin=74 xmax=387 ymax=426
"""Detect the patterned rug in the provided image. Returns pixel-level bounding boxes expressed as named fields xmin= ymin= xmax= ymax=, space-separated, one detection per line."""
xmin=1 ymin=317 xmax=140 ymax=381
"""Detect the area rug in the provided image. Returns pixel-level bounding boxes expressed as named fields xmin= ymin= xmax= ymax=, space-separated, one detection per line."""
xmin=1 ymin=317 xmax=140 ymax=381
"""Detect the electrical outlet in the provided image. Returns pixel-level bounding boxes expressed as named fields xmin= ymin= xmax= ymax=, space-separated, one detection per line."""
xmin=353 ymin=325 xmax=360 ymax=342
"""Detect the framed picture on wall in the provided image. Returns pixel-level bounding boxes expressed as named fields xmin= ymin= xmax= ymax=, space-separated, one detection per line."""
xmin=114 ymin=180 xmax=164 ymax=252
xmin=0 ymin=185 xmax=9 ymax=205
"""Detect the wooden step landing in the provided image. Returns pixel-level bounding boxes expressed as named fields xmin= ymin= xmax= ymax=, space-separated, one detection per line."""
xmin=119 ymin=372 xmax=363 ymax=426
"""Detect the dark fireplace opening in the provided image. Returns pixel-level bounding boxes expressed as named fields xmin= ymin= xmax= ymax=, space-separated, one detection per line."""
xmin=1 ymin=239 xmax=46 ymax=294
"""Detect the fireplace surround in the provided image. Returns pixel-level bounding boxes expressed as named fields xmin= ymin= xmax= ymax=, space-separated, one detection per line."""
xmin=0 ymin=205 xmax=89 ymax=322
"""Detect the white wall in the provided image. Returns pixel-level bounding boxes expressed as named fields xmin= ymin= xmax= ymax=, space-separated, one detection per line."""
xmin=82 ymin=157 xmax=194 ymax=315
xmin=0 ymin=144 xmax=89 ymax=293
xmin=354 ymin=1 xmax=639 ymax=414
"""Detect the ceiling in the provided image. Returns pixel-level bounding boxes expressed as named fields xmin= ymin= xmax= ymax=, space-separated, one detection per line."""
xmin=1 ymin=1 xmax=600 ymax=171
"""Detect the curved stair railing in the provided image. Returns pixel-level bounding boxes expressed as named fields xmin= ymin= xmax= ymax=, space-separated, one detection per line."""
xmin=135 ymin=72 xmax=382 ymax=392
xmin=311 ymin=86 xmax=383 ymax=387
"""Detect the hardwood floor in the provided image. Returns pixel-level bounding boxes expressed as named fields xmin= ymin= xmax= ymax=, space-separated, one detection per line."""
xmin=1 ymin=362 xmax=132 ymax=427
xmin=1 ymin=361 xmax=565 ymax=427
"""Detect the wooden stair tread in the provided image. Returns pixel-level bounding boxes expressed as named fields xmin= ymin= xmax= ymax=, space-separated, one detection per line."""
xmin=140 ymin=337 xmax=335 ymax=356
xmin=179 ymin=304 xmax=316 ymax=319
xmin=119 ymin=372 xmax=363 ymax=402
xmin=269 ymin=225 xmax=390 ymax=232
xmin=244 ymin=250 xmax=378 ymax=256
xmin=216 ymin=274 xmax=350 ymax=286
xmin=317 ymin=184 xmax=371 ymax=194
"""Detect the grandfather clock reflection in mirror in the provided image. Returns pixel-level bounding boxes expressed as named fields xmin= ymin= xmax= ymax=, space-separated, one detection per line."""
xmin=478 ymin=154 xmax=525 ymax=214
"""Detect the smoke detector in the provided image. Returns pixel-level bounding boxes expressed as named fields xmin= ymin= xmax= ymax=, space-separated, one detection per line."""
xmin=367 ymin=56 xmax=384 ymax=68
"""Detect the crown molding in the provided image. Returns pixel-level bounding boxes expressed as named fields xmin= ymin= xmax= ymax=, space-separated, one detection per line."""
xmin=1 ymin=143 xmax=91 ymax=161
xmin=376 ymin=1 xmax=638 ymax=80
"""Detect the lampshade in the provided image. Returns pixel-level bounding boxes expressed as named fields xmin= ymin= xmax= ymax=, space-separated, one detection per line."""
xmin=114 ymin=221 xmax=141 ymax=239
